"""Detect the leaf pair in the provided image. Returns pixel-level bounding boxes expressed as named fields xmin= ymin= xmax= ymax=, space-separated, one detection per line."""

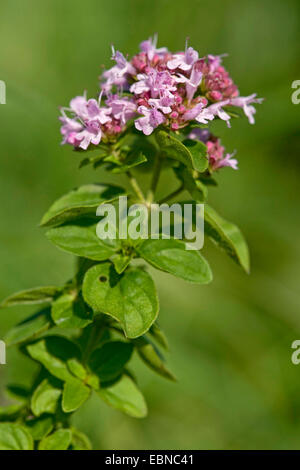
xmin=0 ymin=423 xmax=92 ymax=450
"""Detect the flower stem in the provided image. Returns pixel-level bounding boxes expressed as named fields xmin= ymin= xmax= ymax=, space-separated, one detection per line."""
xmin=126 ymin=171 xmax=146 ymax=203
xmin=147 ymin=152 xmax=162 ymax=204
xmin=158 ymin=183 xmax=184 ymax=204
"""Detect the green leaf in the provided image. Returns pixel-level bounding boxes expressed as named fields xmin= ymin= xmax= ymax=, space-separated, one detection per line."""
xmin=204 ymin=204 xmax=250 ymax=273
xmin=70 ymin=427 xmax=92 ymax=450
xmin=25 ymin=415 xmax=54 ymax=441
xmin=155 ymin=130 xmax=207 ymax=172
xmin=182 ymin=139 xmax=208 ymax=172
xmin=40 ymin=184 xmax=125 ymax=227
xmin=46 ymin=219 xmax=117 ymax=261
xmin=134 ymin=337 xmax=176 ymax=381
xmin=5 ymin=308 xmax=51 ymax=346
xmin=62 ymin=378 xmax=90 ymax=413
xmin=149 ymin=323 xmax=169 ymax=350
xmin=97 ymin=375 xmax=147 ymax=418
xmin=174 ymin=165 xmax=207 ymax=201
xmin=82 ymin=263 xmax=159 ymax=338
xmin=6 ymin=384 xmax=30 ymax=403
xmin=89 ymin=341 xmax=133 ymax=382
xmin=0 ymin=404 xmax=24 ymax=421
xmin=111 ymin=253 xmax=133 ymax=274
xmin=111 ymin=151 xmax=147 ymax=174
xmin=67 ymin=358 xmax=87 ymax=381
xmin=31 ymin=379 xmax=62 ymax=417
xmin=38 ymin=429 xmax=72 ymax=450
xmin=138 ymin=238 xmax=213 ymax=284
xmin=51 ymin=293 xmax=92 ymax=329
xmin=1 ymin=286 xmax=59 ymax=308
xmin=0 ymin=423 xmax=33 ymax=450
xmin=27 ymin=337 xmax=80 ymax=382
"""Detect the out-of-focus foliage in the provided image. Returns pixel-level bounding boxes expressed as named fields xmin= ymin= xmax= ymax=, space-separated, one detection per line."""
xmin=0 ymin=0 xmax=300 ymax=450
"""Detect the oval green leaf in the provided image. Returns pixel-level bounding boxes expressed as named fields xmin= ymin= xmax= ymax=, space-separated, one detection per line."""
xmin=204 ymin=204 xmax=250 ymax=273
xmin=97 ymin=375 xmax=147 ymax=418
xmin=38 ymin=429 xmax=72 ymax=450
xmin=134 ymin=337 xmax=176 ymax=381
xmin=51 ymin=293 xmax=92 ymax=329
xmin=62 ymin=378 xmax=90 ymax=413
xmin=40 ymin=184 xmax=125 ymax=227
xmin=89 ymin=341 xmax=133 ymax=382
xmin=155 ymin=130 xmax=207 ymax=172
xmin=138 ymin=238 xmax=212 ymax=284
xmin=0 ymin=423 xmax=33 ymax=450
xmin=1 ymin=286 xmax=59 ymax=308
xmin=31 ymin=379 xmax=62 ymax=417
xmin=46 ymin=219 xmax=117 ymax=261
xmin=5 ymin=308 xmax=51 ymax=346
xmin=25 ymin=415 xmax=54 ymax=441
xmin=70 ymin=427 xmax=92 ymax=450
xmin=27 ymin=337 xmax=80 ymax=382
xmin=82 ymin=263 xmax=159 ymax=338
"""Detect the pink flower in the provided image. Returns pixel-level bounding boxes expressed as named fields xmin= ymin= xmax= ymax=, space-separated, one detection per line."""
xmin=215 ymin=152 xmax=238 ymax=170
xmin=229 ymin=93 xmax=263 ymax=124
xmin=206 ymin=101 xmax=231 ymax=127
xmin=59 ymin=115 xmax=83 ymax=146
xmin=207 ymin=139 xmax=238 ymax=171
xmin=199 ymin=55 xmax=239 ymax=101
xmin=135 ymin=105 xmax=165 ymax=135
xmin=102 ymin=48 xmax=136 ymax=93
xmin=70 ymin=95 xmax=89 ymax=120
xmin=183 ymin=103 xmax=215 ymax=124
xmin=130 ymin=69 xmax=176 ymax=98
xmin=148 ymin=89 xmax=176 ymax=114
xmin=167 ymin=46 xmax=199 ymax=71
xmin=188 ymin=131 xmax=238 ymax=171
xmin=76 ymin=120 xmax=102 ymax=150
xmin=140 ymin=35 xmax=168 ymax=61
xmin=106 ymin=95 xmax=137 ymax=125
xmin=185 ymin=62 xmax=203 ymax=101
xmin=207 ymin=54 xmax=227 ymax=72
xmin=130 ymin=73 xmax=150 ymax=95
xmin=86 ymin=99 xmax=112 ymax=124
xmin=68 ymin=94 xmax=111 ymax=124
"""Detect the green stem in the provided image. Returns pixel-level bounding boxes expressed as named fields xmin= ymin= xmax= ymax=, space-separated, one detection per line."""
xmin=158 ymin=183 xmax=184 ymax=204
xmin=147 ymin=152 xmax=162 ymax=204
xmin=126 ymin=171 xmax=146 ymax=203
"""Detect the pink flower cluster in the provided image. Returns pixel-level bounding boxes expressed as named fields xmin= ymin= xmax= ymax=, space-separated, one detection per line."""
xmin=59 ymin=92 xmax=136 ymax=150
xmin=59 ymin=36 xmax=262 ymax=169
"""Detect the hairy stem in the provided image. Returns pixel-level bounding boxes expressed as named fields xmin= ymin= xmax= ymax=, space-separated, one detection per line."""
xmin=126 ymin=171 xmax=146 ymax=203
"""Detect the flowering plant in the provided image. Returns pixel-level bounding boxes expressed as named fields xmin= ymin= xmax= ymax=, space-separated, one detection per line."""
xmin=0 ymin=37 xmax=262 ymax=450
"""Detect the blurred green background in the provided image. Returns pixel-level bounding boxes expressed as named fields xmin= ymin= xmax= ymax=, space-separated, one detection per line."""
xmin=0 ymin=0 xmax=300 ymax=450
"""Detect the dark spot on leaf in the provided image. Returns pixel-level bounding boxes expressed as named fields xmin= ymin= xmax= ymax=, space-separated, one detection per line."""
xmin=99 ymin=276 xmax=107 ymax=283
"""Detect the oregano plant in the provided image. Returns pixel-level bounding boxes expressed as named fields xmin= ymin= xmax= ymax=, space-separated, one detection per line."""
xmin=0 ymin=36 xmax=262 ymax=450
